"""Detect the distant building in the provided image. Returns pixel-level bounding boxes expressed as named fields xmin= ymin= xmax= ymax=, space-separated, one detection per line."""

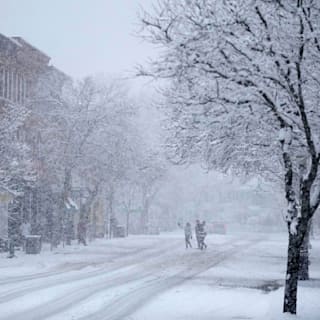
xmin=0 ymin=33 xmax=108 ymax=242
xmin=0 ymin=34 xmax=51 ymax=107
xmin=0 ymin=33 xmax=69 ymax=240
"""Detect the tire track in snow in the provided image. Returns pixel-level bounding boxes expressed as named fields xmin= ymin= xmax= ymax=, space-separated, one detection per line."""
xmin=0 ymin=239 xmax=190 ymax=320
xmin=0 ymin=242 xmax=170 ymax=286
xmin=78 ymin=238 xmax=262 ymax=320
xmin=0 ymin=240 xmax=180 ymax=304
xmin=0 ymin=235 xmax=262 ymax=320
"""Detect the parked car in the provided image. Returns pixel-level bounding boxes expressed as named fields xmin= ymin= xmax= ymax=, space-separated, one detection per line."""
xmin=208 ymin=222 xmax=227 ymax=234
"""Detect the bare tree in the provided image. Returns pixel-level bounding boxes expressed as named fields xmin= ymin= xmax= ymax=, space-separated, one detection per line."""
xmin=31 ymin=74 xmax=141 ymax=244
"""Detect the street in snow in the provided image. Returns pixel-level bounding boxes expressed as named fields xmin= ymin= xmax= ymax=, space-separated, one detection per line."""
xmin=0 ymin=231 xmax=319 ymax=320
xmin=1 ymin=1 xmax=320 ymax=319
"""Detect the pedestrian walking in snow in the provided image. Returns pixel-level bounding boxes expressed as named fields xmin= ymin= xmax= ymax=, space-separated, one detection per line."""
xmin=195 ymin=219 xmax=201 ymax=249
xmin=184 ymin=222 xmax=193 ymax=249
xmin=198 ymin=221 xmax=207 ymax=250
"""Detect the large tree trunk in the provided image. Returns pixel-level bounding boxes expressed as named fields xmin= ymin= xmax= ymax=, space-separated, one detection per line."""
xmin=283 ymin=214 xmax=310 ymax=313
xmin=283 ymin=233 xmax=301 ymax=314
xmin=280 ymin=139 xmax=317 ymax=314
xmin=298 ymin=224 xmax=310 ymax=280
xmin=285 ymin=174 xmax=320 ymax=311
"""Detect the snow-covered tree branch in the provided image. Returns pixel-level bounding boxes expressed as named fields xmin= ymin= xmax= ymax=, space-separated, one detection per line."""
xmin=139 ymin=0 xmax=320 ymax=314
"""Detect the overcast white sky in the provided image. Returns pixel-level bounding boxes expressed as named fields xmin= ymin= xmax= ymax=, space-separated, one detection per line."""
xmin=1 ymin=0 xmax=156 ymax=80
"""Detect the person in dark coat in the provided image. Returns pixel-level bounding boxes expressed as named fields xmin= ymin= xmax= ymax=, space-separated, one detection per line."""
xmin=184 ymin=222 xmax=193 ymax=249
xmin=198 ymin=221 xmax=207 ymax=250
xmin=195 ymin=220 xmax=201 ymax=249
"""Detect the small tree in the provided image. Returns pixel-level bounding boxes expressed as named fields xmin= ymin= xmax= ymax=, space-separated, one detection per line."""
xmin=136 ymin=153 xmax=166 ymax=233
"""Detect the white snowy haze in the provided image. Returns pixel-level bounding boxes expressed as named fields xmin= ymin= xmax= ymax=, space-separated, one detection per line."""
xmin=0 ymin=0 xmax=156 ymax=79
xmin=0 ymin=0 xmax=319 ymax=320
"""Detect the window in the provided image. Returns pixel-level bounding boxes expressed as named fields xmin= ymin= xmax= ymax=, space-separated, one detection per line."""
xmin=8 ymin=70 xmax=13 ymax=101
xmin=0 ymin=68 xmax=27 ymax=104
xmin=4 ymin=69 xmax=8 ymax=99
xmin=17 ymin=74 xmax=21 ymax=103
xmin=21 ymin=75 xmax=26 ymax=104
xmin=12 ymin=71 xmax=16 ymax=102
xmin=0 ymin=67 xmax=3 ymax=97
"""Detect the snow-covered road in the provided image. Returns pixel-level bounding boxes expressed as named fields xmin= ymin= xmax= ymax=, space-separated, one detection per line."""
xmin=0 ymin=233 xmax=260 ymax=320
xmin=0 ymin=232 xmax=319 ymax=320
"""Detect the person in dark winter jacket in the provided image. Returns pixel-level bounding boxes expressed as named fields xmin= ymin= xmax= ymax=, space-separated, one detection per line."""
xmin=195 ymin=219 xmax=201 ymax=249
xmin=198 ymin=221 xmax=207 ymax=250
xmin=184 ymin=222 xmax=193 ymax=248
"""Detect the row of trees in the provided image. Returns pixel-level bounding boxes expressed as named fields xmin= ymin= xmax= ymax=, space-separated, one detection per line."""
xmin=2 ymin=68 xmax=167 ymax=248
xmin=139 ymin=0 xmax=320 ymax=315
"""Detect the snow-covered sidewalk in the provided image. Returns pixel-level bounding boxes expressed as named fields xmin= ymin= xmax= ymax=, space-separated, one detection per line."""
xmin=129 ymin=233 xmax=320 ymax=320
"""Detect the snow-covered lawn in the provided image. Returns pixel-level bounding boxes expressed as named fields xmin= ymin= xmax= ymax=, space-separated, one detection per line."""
xmin=0 ymin=231 xmax=319 ymax=320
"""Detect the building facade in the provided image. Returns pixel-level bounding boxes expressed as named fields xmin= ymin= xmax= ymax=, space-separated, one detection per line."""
xmin=0 ymin=33 xmax=108 ymax=244
xmin=0 ymin=34 xmax=51 ymax=107
xmin=0 ymin=33 xmax=68 ymax=242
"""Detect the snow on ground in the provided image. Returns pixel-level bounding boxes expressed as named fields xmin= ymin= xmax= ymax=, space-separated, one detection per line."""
xmin=128 ymin=283 xmax=320 ymax=320
xmin=0 ymin=231 xmax=319 ymax=320
xmin=0 ymin=234 xmax=180 ymax=279
xmin=129 ymin=233 xmax=320 ymax=320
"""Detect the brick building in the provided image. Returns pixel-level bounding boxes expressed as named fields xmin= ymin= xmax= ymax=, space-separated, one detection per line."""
xmin=0 ymin=33 xmax=68 ymax=242
xmin=0 ymin=33 xmax=51 ymax=106
xmin=0 ymin=33 xmax=108 ymax=244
